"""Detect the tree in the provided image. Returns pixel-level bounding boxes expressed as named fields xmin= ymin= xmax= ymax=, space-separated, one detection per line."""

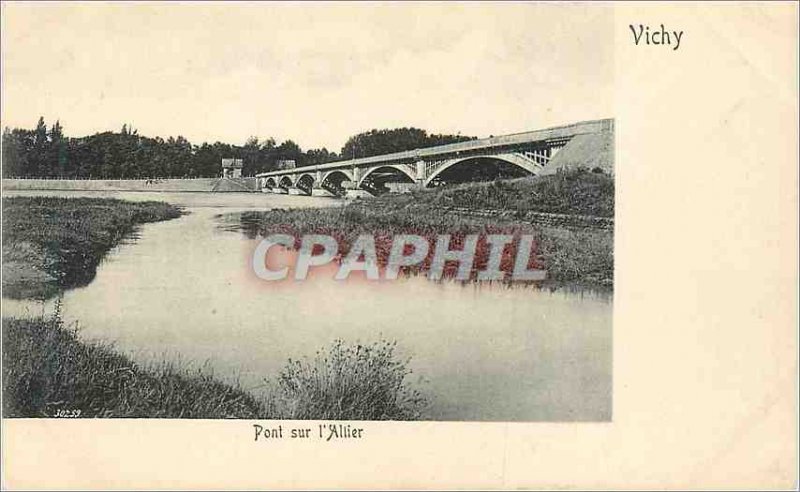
xmin=33 ymin=117 xmax=47 ymax=147
xmin=242 ymin=136 xmax=262 ymax=176
xmin=30 ymin=117 xmax=50 ymax=176
xmin=1 ymin=120 xmax=474 ymax=179
xmin=305 ymin=148 xmax=336 ymax=166
xmin=277 ymin=140 xmax=304 ymax=168
xmin=49 ymin=120 xmax=63 ymax=141
xmin=48 ymin=120 xmax=66 ymax=177
xmin=340 ymin=127 xmax=475 ymax=160
xmin=1 ymin=127 xmax=32 ymax=177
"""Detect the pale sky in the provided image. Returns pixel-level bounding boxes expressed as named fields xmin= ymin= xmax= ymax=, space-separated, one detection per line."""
xmin=1 ymin=2 xmax=613 ymax=151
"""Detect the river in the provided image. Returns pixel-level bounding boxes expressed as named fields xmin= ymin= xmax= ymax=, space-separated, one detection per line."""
xmin=2 ymin=190 xmax=612 ymax=421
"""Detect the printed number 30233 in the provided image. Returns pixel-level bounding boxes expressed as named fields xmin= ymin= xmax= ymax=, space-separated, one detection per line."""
xmin=53 ymin=409 xmax=82 ymax=418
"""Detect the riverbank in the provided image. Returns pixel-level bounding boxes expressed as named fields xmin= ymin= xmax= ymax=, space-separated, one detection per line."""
xmin=2 ymin=314 xmax=426 ymax=418
xmin=240 ymin=171 xmax=614 ymax=287
xmin=375 ymin=169 xmax=614 ymax=218
xmin=2 ymin=315 xmax=266 ymax=418
xmin=2 ymin=196 xmax=183 ymax=299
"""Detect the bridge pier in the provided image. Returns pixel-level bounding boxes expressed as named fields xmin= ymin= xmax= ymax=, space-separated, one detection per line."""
xmin=345 ymin=189 xmax=373 ymax=199
xmin=415 ymin=160 xmax=426 ymax=186
xmin=273 ymin=187 xmax=288 ymax=194
xmin=311 ymin=187 xmax=336 ymax=197
xmin=351 ymin=167 xmax=362 ymax=185
xmin=385 ymin=182 xmax=417 ymax=194
xmin=288 ymin=187 xmax=309 ymax=196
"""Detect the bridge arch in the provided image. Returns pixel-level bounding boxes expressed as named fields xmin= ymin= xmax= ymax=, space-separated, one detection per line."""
xmin=278 ymin=176 xmax=293 ymax=188
xmin=320 ymin=170 xmax=353 ymax=196
xmin=265 ymin=177 xmax=277 ymax=188
xmin=424 ymin=154 xmax=540 ymax=188
xmin=357 ymin=164 xmax=416 ymax=192
xmin=321 ymin=169 xmax=353 ymax=184
xmin=295 ymin=173 xmax=315 ymax=194
xmin=294 ymin=173 xmax=315 ymax=186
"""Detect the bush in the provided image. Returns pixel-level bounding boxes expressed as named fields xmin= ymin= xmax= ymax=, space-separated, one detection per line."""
xmin=269 ymin=339 xmax=427 ymax=420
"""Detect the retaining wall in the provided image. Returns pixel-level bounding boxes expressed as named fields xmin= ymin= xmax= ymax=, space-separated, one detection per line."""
xmin=1 ymin=178 xmax=258 ymax=193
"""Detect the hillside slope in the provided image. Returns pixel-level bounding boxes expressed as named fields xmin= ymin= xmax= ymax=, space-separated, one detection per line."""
xmin=541 ymin=131 xmax=614 ymax=175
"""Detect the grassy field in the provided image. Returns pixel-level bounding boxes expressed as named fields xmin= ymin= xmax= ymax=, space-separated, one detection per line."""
xmin=2 ymin=196 xmax=183 ymax=299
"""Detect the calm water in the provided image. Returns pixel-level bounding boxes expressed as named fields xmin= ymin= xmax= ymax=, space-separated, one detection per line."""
xmin=2 ymin=190 xmax=612 ymax=421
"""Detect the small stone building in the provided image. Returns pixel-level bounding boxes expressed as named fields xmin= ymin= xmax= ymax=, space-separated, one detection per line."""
xmin=221 ymin=158 xmax=243 ymax=178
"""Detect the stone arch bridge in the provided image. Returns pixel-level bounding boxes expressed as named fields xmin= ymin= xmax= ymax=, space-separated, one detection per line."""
xmin=257 ymin=119 xmax=613 ymax=197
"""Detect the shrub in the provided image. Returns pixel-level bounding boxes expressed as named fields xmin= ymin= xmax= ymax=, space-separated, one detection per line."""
xmin=269 ymin=339 xmax=427 ymax=420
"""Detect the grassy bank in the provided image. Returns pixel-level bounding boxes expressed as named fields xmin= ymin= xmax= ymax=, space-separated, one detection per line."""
xmin=240 ymin=182 xmax=612 ymax=288
xmin=2 ymin=315 xmax=264 ymax=418
xmin=2 ymin=314 xmax=426 ymax=419
xmin=375 ymin=169 xmax=614 ymax=217
xmin=242 ymin=169 xmax=613 ymax=287
xmin=242 ymin=207 xmax=612 ymax=287
xmin=2 ymin=196 xmax=182 ymax=299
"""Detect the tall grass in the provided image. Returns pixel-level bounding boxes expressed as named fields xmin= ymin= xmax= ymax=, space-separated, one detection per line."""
xmin=1 ymin=312 xmax=264 ymax=418
xmin=239 ymin=203 xmax=612 ymax=287
xmin=268 ymin=339 xmax=427 ymax=420
xmin=2 ymin=313 xmax=427 ymax=419
xmin=237 ymin=170 xmax=614 ymax=287
xmin=537 ymin=226 xmax=614 ymax=287
xmin=373 ymin=169 xmax=614 ymax=217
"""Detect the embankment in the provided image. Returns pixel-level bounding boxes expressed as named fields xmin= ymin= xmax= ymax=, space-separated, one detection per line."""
xmin=2 ymin=315 xmax=426 ymax=419
xmin=2 ymin=177 xmax=259 ymax=193
xmin=242 ymin=169 xmax=615 ymax=287
xmin=382 ymin=169 xmax=615 ymax=218
xmin=2 ymin=196 xmax=183 ymax=299
xmin=240 ymin=208 xmax=614 ymax=288
xmin=2 ymin=316 xmax=267 ymax=418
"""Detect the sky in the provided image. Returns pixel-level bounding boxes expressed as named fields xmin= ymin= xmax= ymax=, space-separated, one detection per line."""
xmin=1 ymin=2 xmax=613 ymax=152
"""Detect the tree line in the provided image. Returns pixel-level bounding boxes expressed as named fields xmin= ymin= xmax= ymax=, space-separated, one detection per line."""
xmin=1 ymin=117 xmax=475 ymax=179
